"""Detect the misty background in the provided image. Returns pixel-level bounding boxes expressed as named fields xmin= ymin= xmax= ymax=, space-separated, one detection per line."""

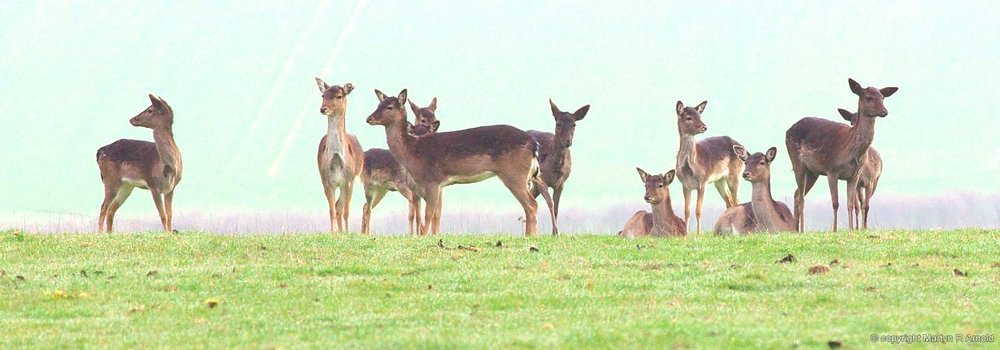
xmin=1 ymin=1 xmax=998 ymax=233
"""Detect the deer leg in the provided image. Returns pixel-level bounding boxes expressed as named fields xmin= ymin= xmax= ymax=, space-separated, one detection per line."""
xmin=150 ymin=189 xmax=168 ymax=232
xmin=334 ymin=186 xmax=346 ymax=232
xmin=342 ymin=182 xmax=354 ymax=232
xmin=727 ymin=172 xmax=741 ymax=207
xmin=796 ymin=172 xmax=819 ymax=232
xmin=695 ymin=185 xmax=706 ymax=234
xmin=552 ymin=185 xmax=564 ymax=220
xmin=864 ymin=179 xmax=879 ymax=230
xmin=98 ymin=184 xmax=116 ymax=233
xmin=106 ymin=186 xmax=134 ymax=233
xmin=423 ymin=185 xmax=441 ymax=235
xmin=323 ymin=184 xmax=337 ymax=233
xmin=501 ymin=174 xmax=538 ymax=236
xmin=682 ymin=187 xmax=692 ymax=232
xmin=164 ymin=191 xmax=174 ymax=232
xmin=533 ymin=180 xmax=557 ymax=235
xmin=826 ymin=174 xmax=839 ymax=232
xmin=413 ymin=197 xmax=424 ymax=235
xmin=846 ymin=178 xmax=861 ymax=231
xmin=713 ymin=180 xmax=732 ymax=207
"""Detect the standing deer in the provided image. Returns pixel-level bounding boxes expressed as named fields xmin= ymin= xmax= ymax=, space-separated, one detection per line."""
xmin=366 ymin=89 xmax=543 ymax=235
xmin=526 ymin=98 xmax=590 ymax=235
xmin=785 ymin=78 xmax=897 ymax=231
xmin=315 ymin=77 xmax=364 ymax=232
xmin=618 ymin=168 xmax=686 ymax=238
xmin=673 ymin=100 xmax=744 ymax=234
xmin=96 ymin=94 xmax=181 ymax=233
xmin=714 ymin=146 xmax=795 ymax=234
xmin=360 ymin=97 xmax=441 ymax=235
xmin=838 ymin=108 xmax=884 ymax=230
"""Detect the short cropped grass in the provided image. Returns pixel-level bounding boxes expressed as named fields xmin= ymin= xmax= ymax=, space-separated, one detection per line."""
xmin=1 ymin=229 xmax=998 ymax=348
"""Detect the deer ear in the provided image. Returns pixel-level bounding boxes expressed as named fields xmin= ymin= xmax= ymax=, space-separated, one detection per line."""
xmin=429 ymin=97 xmax=438 ymax=112
xmin=397 ymin=89 xmax=408 ymax=105
xmin=374 ymin=89 xmax=387 ymax=102
xmin=409 ymin=100 xmax=420 ymax=115
xmin=695 ymin=100 xmax=707 ymax=114
xmin=342 ymin=83 xmax=355 ymax=95
xmin=549 ymin=98 xmax=561 ymax=117
xmin=149 ymin=94 xmax=165 ymax=110
xmin=636 ymin=167 xmax=650 ymax=182
xmin=848 ymin=78 xmax=863 ymax=96
xmin=765 ymin=147 xmax=778 ymax=163
xmin=675 ymin=101 xmax=684 ymax=116
xmin=663 ymin=170 xmax=676 ymax=185
xmin=573 ymin=105 xmax=590 ymax=121
xmin=733 ymin=144 xmax=748 ymax=162
xmin=429 ymin=120 xmax=440 ymax=133
xmin=315 ymin=77 xmax=330 ymax=93
xmin=880 ymin=87 xmax=898 ymax=98
xmin=837 ymin=108 xmax=854 ymax=122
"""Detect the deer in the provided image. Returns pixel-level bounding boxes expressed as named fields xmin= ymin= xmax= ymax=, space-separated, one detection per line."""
xmin=366 ymin=89 xmax=544 ymax=235
xmin=713 ymin=146 xmax=795 ymax=234
xmin=618 ymin=168 xmax=686 ymax=238
xmin=785 ymin=78 xmax=897 ymax=232
xmin=837 ymin=108 xmax=884 ymax=230
xmin=360 ymin=97 xmax=441 ymax=235
xmin=315 ymin=77 xmax=365 ymax=233
xmin=96 ymin=94 xmax=182 ymax=233
xmin=673 ymin=100 xmax=744 ymax=234
xmin=526 ymin=99 xmax=590 ymax=235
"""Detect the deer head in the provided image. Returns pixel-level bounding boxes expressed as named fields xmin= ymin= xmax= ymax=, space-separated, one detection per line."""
xmin=637 ymin=168 xmax=676 ymax=204
xmin=848 ymin=78 xmax=898 ymax=119
xmin=675 ymin=100 xmax=708 ymax=136
xmin=408 ymin=97 xmax=440 ymax=136
xmin=315 ymin=77 xmax=354 ymax=116
xmin=549 ymin=99 xmax=590 ymax=148
xmin=130 ymin=94 xmax=173 ymax=129
xmin=734 ymin=145 xmax=777 ymax=184
xmin=367 ymin=89 xmax=409 ymax=127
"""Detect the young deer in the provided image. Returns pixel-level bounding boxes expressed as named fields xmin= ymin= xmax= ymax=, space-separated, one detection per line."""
xmin=526 ymin=99 xmax=590 ymax=235
xmin=96 ymin=94 xmax=182 ymax=233
xmin=618 ymin=168 xmax=686 ymax=238
xmin=838 ymin=108 xmax=883 ymax=230
xmin=713 ymin=146 xmax=795 ymax=234
xmin=315 ymin=78 xmax=365 ymax=232
xmin=786 ymin=79 xmax=897 ymax=232
xmin=360 ymin=98 xmax=441 ymax=235
xmin=673 ymin=100 xmax=744 ymax=234
xmin=366 ymin=89 xmax=543 ymax=235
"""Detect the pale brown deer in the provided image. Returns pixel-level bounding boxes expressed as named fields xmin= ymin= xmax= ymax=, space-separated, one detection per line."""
xmin=618 ymin=168 xmax=686 ymax=238
xmin=360 ymin=98 xmax=441 ymax=235
xmin=96 ymin=94 xmax=182 ymax=233
xmin=315 ymin=78 xmax=365 ymax=232
xmin=838 ymin=108 xmax=884 ymax=230
xmin=786 ymin=79 xmax=897 ymax=231
xmin=673 ymin=100 xmax=744 ymax=234
xmin=526 ymin=98 xmax=590 ymax=235
xmin=366 ymin=89 xmax=543 ymax=235
xmin=713 ymin=146 xmax=795 ymax=234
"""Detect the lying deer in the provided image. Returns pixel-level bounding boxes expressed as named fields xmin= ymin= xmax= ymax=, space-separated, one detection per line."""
xmin=838 ymin=108 xmax=883 ymax=230
xmin=618 ymin=168 xmax=686 ymax=237
xmin=786 ymin=79 xmax=897 ymax=231
xmin=714 ymin=146 xmax=795 ymax=234
xmin=673 ymin=100 xmax=744 ymax=234
xmin=366 ymin=89 xmax=544 ymax=235
xmin=360 ymin=98 xmax=441 ymax=235
xmin=96 ymin=94 xmax=182 ymax=233
xmin=527 ymin=99 xmax=590 ymax=235
xmin=315 ymin=78 xmax=365 ymax=232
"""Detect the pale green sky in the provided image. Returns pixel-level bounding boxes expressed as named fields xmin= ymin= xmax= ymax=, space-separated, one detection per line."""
xmin=1 ymin=1 xmax=998 ymax=219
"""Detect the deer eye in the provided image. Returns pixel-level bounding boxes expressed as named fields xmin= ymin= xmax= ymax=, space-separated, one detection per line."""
xmin=685 ymin=117 xmax=692 ymax=121
xmin=336 ymin=95 xmax=343 ymax=99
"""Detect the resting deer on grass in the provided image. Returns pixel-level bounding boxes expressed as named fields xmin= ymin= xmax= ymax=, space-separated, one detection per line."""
xmin=526 ymin=99 xmax=590 ymax=235
xmin=786 ymin=79 xmax=897 ymax=231
xmin=714 ymin=146 xmax=795 ymax=234
xmin=360 ymin=97 xmax=441 ymax=235
xmin=315 ymin=78 xmax=365 ymax=232
xmin=366 ymin=89 xmax=544 ymax=235
xmin=618 ymin=168 xmax=686 ymax=238
xmin=838 ymin=108 xmax=883 ymax=230
xmin=96 ymin=94 xmax=181 ymax=233
xmin=673 ymin=100 xmax=744 ymax=234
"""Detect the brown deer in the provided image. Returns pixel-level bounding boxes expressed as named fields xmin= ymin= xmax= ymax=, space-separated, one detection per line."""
xmin=713 ymin=146 xmax=795 ymax=234
xmin=96 ymin=94 xmax=181 ymax=233
xmin=315 ymin=77 xmax=365 ymax=232
xmin=366 ymin=89 xmax=543 ymax=235
xmin=838 ymin=108 xmax=884 ymax=230
xmin=673 ymin=100 xmax=744 ymax=234
xmin=360 ymin=97 xmax=441 ymax=235
xmin=785 ymin=79 xmax=897 ymax=231
xmin=618 ymin=168 xmax=686 ymax=238
xmin=526 ymin=99 xmax=590 ymax=235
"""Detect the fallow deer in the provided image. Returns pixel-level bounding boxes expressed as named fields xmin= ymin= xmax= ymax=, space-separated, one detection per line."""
xmin=673 ymin=100 xmax=744 ymax=234
xmin=96 ymin=94 xmax=182 ymax=233
xmin=618 ymin=168 xmax=686 ymax=238
xmin=838 ymin=108 xmax=884 ymax=230
xmin=315 ymin=77 xmax=365 ymax=232
xmin=526 ymin=98 xmax=590 ymax=235
xmin=366 ymin=89 xmax=543 ymax=235
xmin=713 ymin=146 xmax=795 ymax=234
xmin=360 ymin=98 xmax=441 ymax=235
xmin=786 ymin=79 xmax=897 ymax=231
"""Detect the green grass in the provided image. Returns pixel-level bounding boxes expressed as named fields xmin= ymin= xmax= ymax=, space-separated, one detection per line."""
xmin=1 ymin=229 xmax=998 ymax=349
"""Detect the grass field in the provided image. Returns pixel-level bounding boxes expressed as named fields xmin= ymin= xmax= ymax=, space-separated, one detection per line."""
xmin=2 ymin=229 xmax=998 ymax=348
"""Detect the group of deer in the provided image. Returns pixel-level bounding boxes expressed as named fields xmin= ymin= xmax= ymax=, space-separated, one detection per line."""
xmin=95 ymin=78 xmax=590 ymax=236
xmin=619 ymin=78 xmax=896 ymax=237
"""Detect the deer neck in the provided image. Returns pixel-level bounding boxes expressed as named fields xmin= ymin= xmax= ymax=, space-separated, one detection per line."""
xmin=749 ymin=180 xmax=785 ymax=232
xmin=549 ymin=142 xmax=570 ymax=168
xmin=847 ymin=113 xmax=876 ymax=159
xmin=324 ymin=113 xmax=349 ymax=162
xmin=677 ymin=133 xmax=699 ymax=169
xmin=385 ymin=118 xmax=418 ymax=170
xmin=650 ymin=197 xmax=676 ymax=233
xmin=151 ymin=126 xmax=181 ymax=173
